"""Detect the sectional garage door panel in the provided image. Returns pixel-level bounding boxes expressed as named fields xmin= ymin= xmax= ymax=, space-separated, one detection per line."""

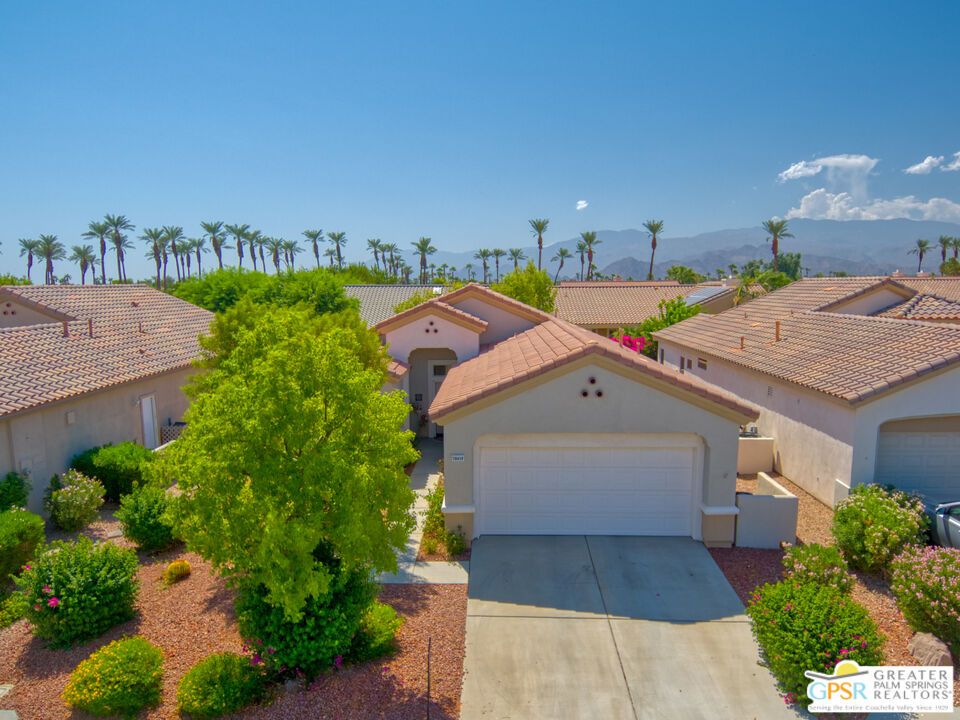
xmin=477 ymin=443 xmax=696 ymax=536
xmin=876 ymin=431 xmax=960 ymax=503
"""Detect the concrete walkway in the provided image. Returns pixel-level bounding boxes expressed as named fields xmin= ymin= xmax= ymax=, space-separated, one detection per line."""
xmin=376 ymin=438 xmax=469 ymax=584
xmin=461 ymin=536 xmax=804 ymax=720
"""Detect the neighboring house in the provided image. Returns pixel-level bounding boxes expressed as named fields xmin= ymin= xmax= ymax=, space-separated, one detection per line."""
xmin=654 ymin=276 xmax=960 ymax=508
xmin=376 ymin=283 xmax=758 ymax=547
xmin=0 ymin=285 xmax=212 ymax=511
xmin=345 ymin=284 xmax=445 ymax=326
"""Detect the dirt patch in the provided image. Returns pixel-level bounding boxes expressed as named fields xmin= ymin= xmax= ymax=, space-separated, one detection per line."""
xmin=708 ymin=547 xmax=784 ymax=605
xmin=416 ymin=538 xmax=471 ymax=563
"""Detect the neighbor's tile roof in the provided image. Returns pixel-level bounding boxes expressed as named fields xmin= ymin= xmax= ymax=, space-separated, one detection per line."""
xmin=429 ymin=317 xmax=758 ymax=421
xmin=373 ymin=299 xmax=488 ymax=333
xmin=874 ymin=293 xmax=960 ymax=322
xmin=554 ymin=283 xmax=692 ymax=326
xmin=344 ymin=285 xmax=445 ymax=325
xmin=653 ymin=278 xmax=960 ymax=404
xmin=896 ymin=277 xmax=960 ymax=302
xmin=0 ymin=285 xmax=212 ymax=417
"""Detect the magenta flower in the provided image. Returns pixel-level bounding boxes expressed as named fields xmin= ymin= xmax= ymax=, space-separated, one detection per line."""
xmin=42 ymin=585 xmax=52 ymax=595
xmin=250 ymin=654 xmax=262 ymax=665
xmin=334 ymin=655 xmax=344 ymax=670
xmin=33 ymin=605 xmax=40 ymax=611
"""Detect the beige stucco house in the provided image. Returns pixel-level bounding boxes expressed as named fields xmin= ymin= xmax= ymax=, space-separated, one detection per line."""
xmin=654 ymin=276 xmax=960 ymax=508
xmin=376 ymin=283 xmax=758 ymax=547
xmin=0 ymin=284 xmax=211 ymax=511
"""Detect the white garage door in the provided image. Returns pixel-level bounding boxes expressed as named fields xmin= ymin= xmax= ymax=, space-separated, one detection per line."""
xmin=476 ymin=436 xmax=698 ymax=536
xmin=876 ymin=430 xmax=960 ymax=504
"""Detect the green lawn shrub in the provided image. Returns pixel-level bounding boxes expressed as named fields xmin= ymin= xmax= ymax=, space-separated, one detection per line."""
xmin=115 ymin=483 xmax=174 ymax=551
xmin=747 ymin=580 xmax=884 ymax=707
xmin=177 ymin=652 xmax=265 ymax=718
xmin=0 ymin=507 xmax=44 ymax=583
xmin=0 ymin=471 xmax=31 ymax=512
xmin=45 ymin=470 xmax=104 ymax=531
xmin=63 ymin=636 xmax=163 ymax=717
xmin=348 ymin=600 xmax=405 ymax=663
xmin=890 ymin=545 xmax=960 ymax=653
xmin=70 ymin=442 xmax=156 ymax=502
xmin=16 ymin=535 xmax=139 ymax=647
xmin=782 ymin=543 xmax=854 ymax=595
xmin=832 ymin=484 xmax=928 ymax=573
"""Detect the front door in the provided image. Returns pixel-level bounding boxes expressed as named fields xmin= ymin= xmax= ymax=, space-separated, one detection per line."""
xmin=427 ymin=361 xmax=448 ymax=438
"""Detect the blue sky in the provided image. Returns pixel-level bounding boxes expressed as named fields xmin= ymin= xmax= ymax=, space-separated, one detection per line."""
xmin=2 ymin=1 xmax=959 ymax=279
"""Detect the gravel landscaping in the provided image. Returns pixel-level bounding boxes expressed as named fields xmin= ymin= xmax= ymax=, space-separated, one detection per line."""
xmin=0 ymin=529 xmax=468 ymax=719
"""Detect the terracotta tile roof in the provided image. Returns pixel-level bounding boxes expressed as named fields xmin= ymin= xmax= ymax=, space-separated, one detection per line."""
xmin=896 ymin=277 xmax=960 ymax=302
xmin=653 ymin=278 xmax=960 ymax=404
xmin=344 ymin=284 xmax=445 ymax=325
xmin=429 ymin=317 xmax=758 ymax=421
xmin=874 ymin=293 xmax=960 ymax=322
xmin=554 ymin=284 xmax=693 ymax=326
xmin=0 ymin=285 xmax=212 ymax=417
xmin=386 ymin=359 xmax=409 ymax=382
xmin=441 ymin=283 xmax=554 ymax=323
xmin=373 ymin=299 xmax=488 ymax=333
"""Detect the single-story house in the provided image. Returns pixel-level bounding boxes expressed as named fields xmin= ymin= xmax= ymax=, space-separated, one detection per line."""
xmin=0 ymin=284 xmax=212 ymax=511
xmin=654 ymin=276 xmax=960 ymax=507
xmin=375 ymin=283 xmax=758 ymax=547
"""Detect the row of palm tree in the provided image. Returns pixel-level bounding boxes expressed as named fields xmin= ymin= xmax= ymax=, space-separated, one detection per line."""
xmin=909 ymin=236 xmax=960 ymax=273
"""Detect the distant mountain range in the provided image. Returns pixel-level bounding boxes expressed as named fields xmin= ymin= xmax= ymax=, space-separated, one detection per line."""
xmin=429 ymin=219 xmax=960 ymax=280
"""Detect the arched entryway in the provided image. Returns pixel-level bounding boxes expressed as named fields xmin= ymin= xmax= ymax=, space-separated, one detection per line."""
xmin=407 ymin=348 xmax=458 ymax=438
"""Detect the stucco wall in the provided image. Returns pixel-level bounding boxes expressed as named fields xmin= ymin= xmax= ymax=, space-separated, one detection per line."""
xmin=447 ymin=296 xmax=536 ymax=344
xmin=659 ymin=341 xmax=855 ymax=505
xmin=382 ymin=313 xmax=479 ymax=364
xmin=827 ymin=288 xmax=905 ymax=316
xmin=0 ymin=298 xmax=61 ymax=328
xmin=0 ymin=367 xmax=195 ymax=512
xmin=439 ymin=359 xmax=743 ymax=541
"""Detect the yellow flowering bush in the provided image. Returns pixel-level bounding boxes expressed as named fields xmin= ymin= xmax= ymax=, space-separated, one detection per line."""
xmin=161 ymin=559 xmax=192 ymax=587
xmin=63 ymin=635 xmax=163 ymax=717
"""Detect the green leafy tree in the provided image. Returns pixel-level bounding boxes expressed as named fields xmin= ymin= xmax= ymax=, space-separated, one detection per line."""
xmin=761 ymin=218 xmax=794 ymax=273
xmin=18 ymin=238 xmax=39 ymax=283
xmin=623 ymin=297 xmax=701 ymax=359
xmin=773 ymin=251 xmax=803 ymax=280
xmin=665 ymin=265 xmax=706 ymax=284
xmin=940 ymin=257 xmax=960 ymax=276
xmin=909 ymin=238 xmax=931 ymax=273
xmin=529 ymin=218 xmax=549 ymax=270
xmin=643 ymin=220 xmax=664 ymax=280
xmin=492 ymin=261 xmax=556 ymax=312
xmin=551 ymin=247 xmax=572 ymax=283
xmin=157 ymin=309 xmax=417 ymax=619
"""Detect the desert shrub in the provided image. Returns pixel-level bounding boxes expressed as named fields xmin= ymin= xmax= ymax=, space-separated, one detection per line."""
xmin=421 ymin=481 xmax=465 ymax=556
xmin=0 ymin=471 xmax=31 ymax=511
xmin=832 ymin=484 xmax=927 ymax=573
xmin=63 ymin=635 xmax=163 ymax=717
xmin=70 ymin=442 xmax=156 ymax=502
xmin=235 ymin=544 xmax=376 ymax=678
xmin=46 ymin=470 xmax=104 ymax=531
xmin=115 ymin=483 xmax=174 ymax=551
xmin=177 ymin=652 xmax=265 ymax=718
xmin=446 ymin=526 xmax=467 ymax=556
xmin=0 ymin=591 xmax=26 ymax=629
xmin=782 ymin=543 xmax=854 ymax=595
xmin=15 ymin=535 xmax=139 ymax=647
xmin=348 ymin=600 xmax=405 ymax=663
xmin=0 ymin=508 xmax=44 ymax=583
xmin=747 ymin=580 xmax=884 ymax=706
xmin=162 ymin=559 xmax=192 ymax=587
xmin=890 ymin=545 xmax=960 ymax=653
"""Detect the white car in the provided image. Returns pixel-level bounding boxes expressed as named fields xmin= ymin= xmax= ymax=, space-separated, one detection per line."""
xmin=930 ymin=502 xmax=960 ymax=549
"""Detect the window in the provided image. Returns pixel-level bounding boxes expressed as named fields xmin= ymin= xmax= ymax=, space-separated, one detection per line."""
xmin=659 ymin=348 xmax=664 ymax=364
xmin=686 ymin=359 xmax=692 ymax=369
xmin=697 ymin=358 xmax=708 ymax=370
xmin=433 ymin=365 xmax=447 ymax=376
xmin=679 ymin=356 xmax=685 ymax=373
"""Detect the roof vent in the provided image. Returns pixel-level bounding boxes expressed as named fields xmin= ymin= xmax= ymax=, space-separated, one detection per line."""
xmin=61 ymin=321 xmax=68 ymax=337
xmin=775 ymin=320 xmax=781 ymax=342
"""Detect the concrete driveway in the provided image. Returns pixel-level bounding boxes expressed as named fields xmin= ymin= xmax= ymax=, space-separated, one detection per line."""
xmin=460 ymin=536 xmax=803 ymax=720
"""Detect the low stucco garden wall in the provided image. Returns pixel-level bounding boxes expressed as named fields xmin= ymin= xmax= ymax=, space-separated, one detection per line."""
xmin=735 ymin=472 xmax=798 ymax=549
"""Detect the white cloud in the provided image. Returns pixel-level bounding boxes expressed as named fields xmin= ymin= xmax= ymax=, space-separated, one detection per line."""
xmin=942 ymin=152 xmax=960 ymax=172
xmin=575 ymin=200 xmax=588 ymax=211
xmin=904 ymin=155 xmax=944 ymax=174
xmin=777 ymin=154 xmax=879 ymax=203
xmin=786 ymin=188 xmax=960 ymax=223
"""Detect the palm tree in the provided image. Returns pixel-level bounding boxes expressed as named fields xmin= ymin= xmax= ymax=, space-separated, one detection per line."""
xmin=909 ymin=238 xmax=932 ymax=274
xmin=529 ymin=218 xmax=549 ymax=270
xmin=474 ymin=248 xmax=492 ymax=283
xmin=760 ymin=218 xmax=794 ymax=273
xmin=581 ymin=231 xmax=600 ymax=280
xmin=37 ymin=235 xmax=65 ymax=284
xmin=162 ymin=226 xmax=186 ymax=282
xmin=246 ymin=230 xmax=262 ymax=272
xmin=327 ymin=231 xmax=347 ymax=269
xmin=490 ymin=248 xmax=506 ymax=282
xmin=83 ymin=220 xmax=111 ymax=284
xmin=552 ymin=247 xmax=572 ymax=283
xmin=952 ymin=237 xmax=960 ymax=260
xmin=140 ymin=228 xmax=166 ymax=288
xmin=302 ymin=229 xmax=323 ymax=269
xmin=201 ymin=221 xmax=227 ymax=270
xmin=367 ymin=238 xmax=382 ymax=271
xmin=180 ymin=238 xmax=197 ymax=277
xmin=508 ymin=248 xmax=526 ymax=272
xmin=283 ymin=239 xmax=301 ymax=270
xmin=266 ymin=237 xmax=284 ymax=273
xmin=938 ymin=235 xmax=953 ymax=264
xmin=380 ymin=243 xmax=398 ymax=278
xmin=464 ymin=263 xmax=474 ymax=281
xmin=69 ymin=245 xmax=97 ymax=284
xmin=111 ymin=235 xmax=134 ymax=282
xmin=193 ymin=237 xmax=208 ymax=277
xmin=255 ymin=233 xmax=267 ymax=270
xmin=225 ymin=224 xmax=250 ymax=268
xmin=412 ymin=237 xmax=437 ymax=283
xmin=323 ymin=246 xmax=336 ymax=269
xmin=104 ymin=214 xmax=135 ymax=282
xmin=18 ymin=238 xmax=39 ymax=282
xmin=643 ymin=220 xmax=664 ymax=280
xmin=575 ymin=239 xmax=588 ymax=281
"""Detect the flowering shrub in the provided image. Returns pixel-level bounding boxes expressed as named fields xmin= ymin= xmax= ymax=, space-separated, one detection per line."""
xmin=609 ymin=334 xmax=647 ymax=352
xmin=0 ymin=508 xmax=44 ymax=584
xmin=832 ymin=484 xmax=928 ymax=573
xmin=63 ymin=636 xmax=163 ymax=717
xmin=177 ymin=652 xmax=265 ymax=718
xmin=15 ymin=535 xmax=139 ymax=647
xmin=746 ymin=580 xmax=884 ymax=707
xmin=45 ymin=470 xmax=104 ymax=531
xmin=782 ymin=543 xmax=854 ymax=595
xmin=890 ymin=545 xmax=960 ymax=653
xmin=115 ymin=483 xmax=174 ymax=551
xmin=0 ymin=471 xmax=31 ymax=512
xmin=70 ymin=442 xmax=156 ymax=502
xmin=348 ymin=600 xmax=405 ymax=663
xmin=162 ymin=559 xmax=192 ymax=587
